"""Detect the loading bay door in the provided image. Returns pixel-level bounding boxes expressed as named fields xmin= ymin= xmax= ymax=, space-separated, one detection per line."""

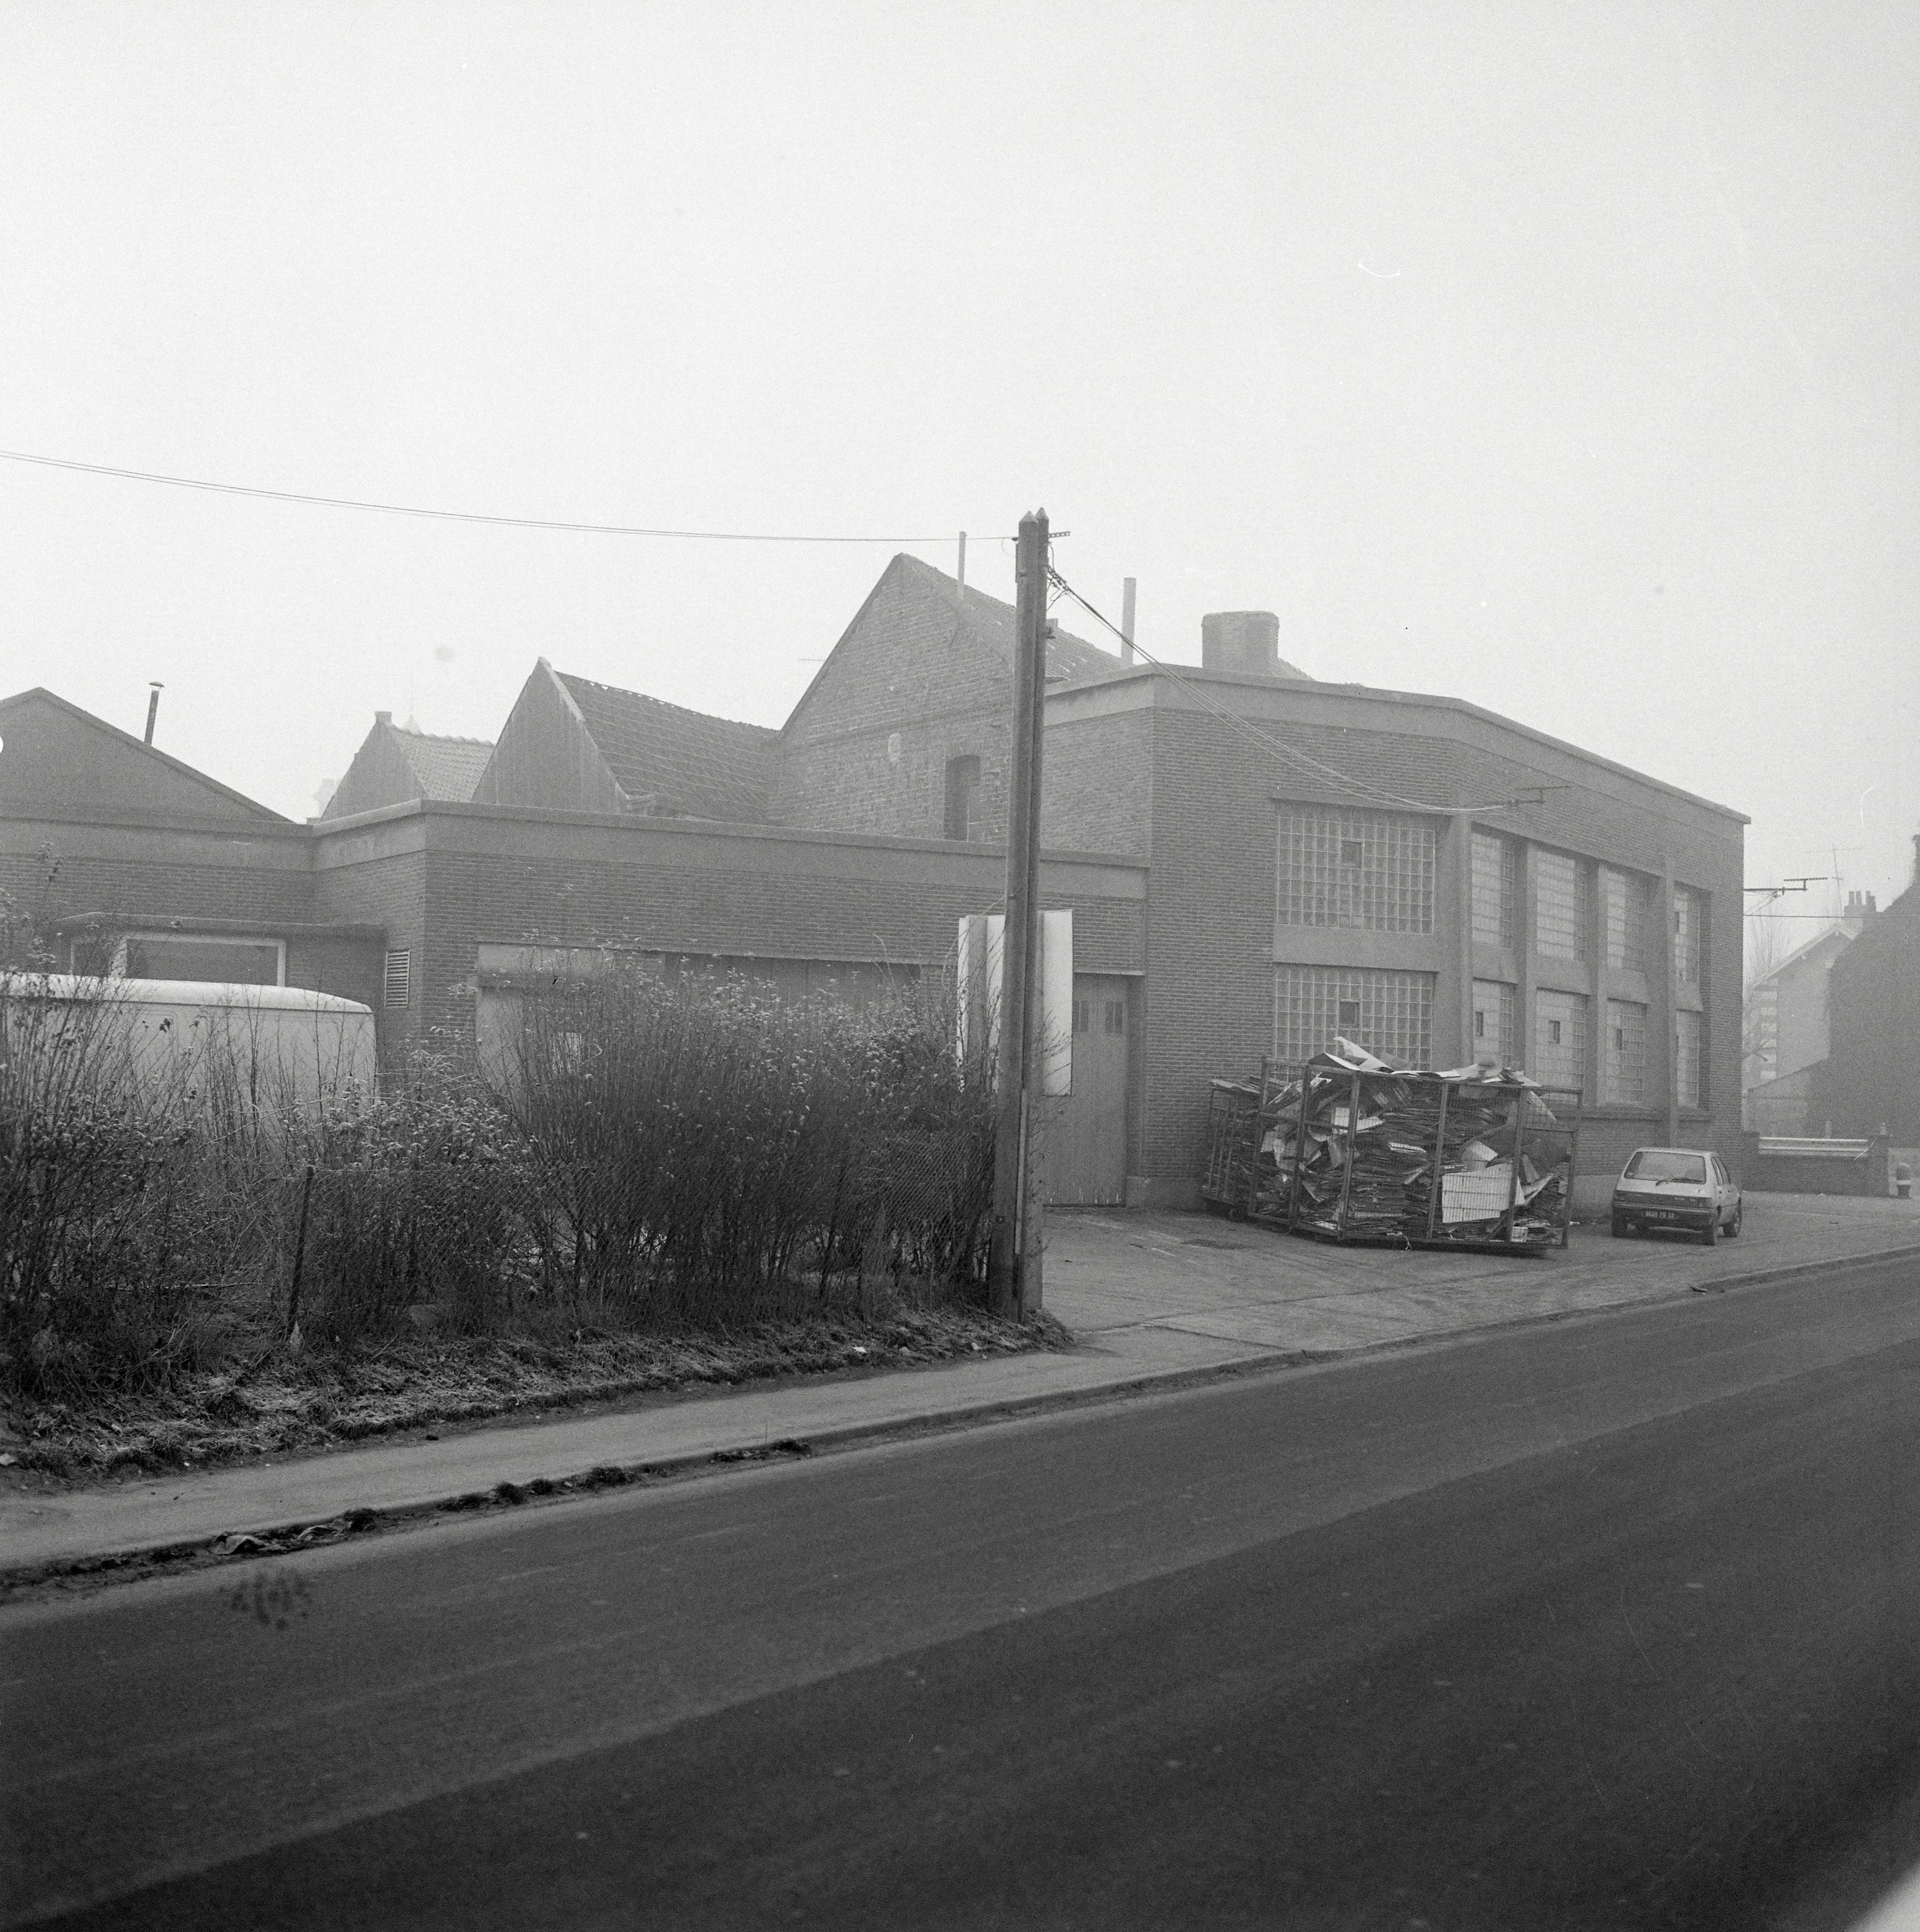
xmin=1043 ymin=973 xmax=1130 ymax=1207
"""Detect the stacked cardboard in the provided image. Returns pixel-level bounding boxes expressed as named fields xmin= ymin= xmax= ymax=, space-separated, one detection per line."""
xmin=1204 ymin=1040 xmax=1577 ymax=1252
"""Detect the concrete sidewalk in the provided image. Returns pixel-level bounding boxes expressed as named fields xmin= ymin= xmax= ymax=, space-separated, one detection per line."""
xmin=3 ymin=1191 xmax=1916 ymax=1581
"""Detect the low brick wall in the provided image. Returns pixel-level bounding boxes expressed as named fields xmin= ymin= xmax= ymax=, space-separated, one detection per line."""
xmin=1740 ymin=1132 xmax=1892 ymax=1197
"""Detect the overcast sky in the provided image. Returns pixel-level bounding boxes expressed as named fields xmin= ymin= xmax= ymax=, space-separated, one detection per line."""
xmin=3 ymin=1 xmax=1915 ymax=947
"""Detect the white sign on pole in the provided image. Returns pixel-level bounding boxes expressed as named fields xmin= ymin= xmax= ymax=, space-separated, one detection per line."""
xmin=955 ymin=908 xmax=1072 ymax=1097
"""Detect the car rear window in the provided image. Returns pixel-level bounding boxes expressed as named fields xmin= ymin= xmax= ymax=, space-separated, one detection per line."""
xmin=1624 ymin=1150 xmax=1707 ymax=1183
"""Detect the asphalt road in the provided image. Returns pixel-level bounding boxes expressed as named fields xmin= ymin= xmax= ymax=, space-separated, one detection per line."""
xmin=6 ymin=1255 xmax=1920 ymax=1930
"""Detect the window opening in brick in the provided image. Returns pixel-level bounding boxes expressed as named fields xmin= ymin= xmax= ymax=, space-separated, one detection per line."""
xmin=384 ymin=949 xmax=412 ymax=1010
xmin=1673 ymin=888 xmax=1702 ymax=987
xmin=1275 ymin=808 xmax=1436 ymax=934
xmin=1534 ymin=851 xmax=1588 ymax=961
xmin=1470 ymin=833 xmax=1516 ymax=949
xmin=1072 ymin=996 xmax=1090 ymax=1034
xmin=1471 ymin=980 xmax=1516 ymax=1066
xmin=943 ymin=755 xmax=982 ymax=842
xmin=1274 ymin=967 xmax=1434 ymax=1070
xmin=1604 ymin=998 xmax=1647 ymax=1105
xmin=1533 ymin=990 xmax=1588 ymax=1090
xmin=119 ymin=934 xmax=284 ymax=987
xmin=1601 ymin=867 xmax=1648 ymax=972
xmin=1103 ymin=999 xmax=1125 ymax=1035
xmin=1675 ymin=1008 xmax=1704 ymax=1107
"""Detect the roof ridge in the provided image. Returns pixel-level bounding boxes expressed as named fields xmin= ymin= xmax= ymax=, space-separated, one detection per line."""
xmin=553 ymin=668 xmax=779 ymax=737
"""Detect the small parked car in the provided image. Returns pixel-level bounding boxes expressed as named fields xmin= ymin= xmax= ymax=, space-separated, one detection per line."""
xmin=1610 ymin=1147 xmax=1742 ymax=1245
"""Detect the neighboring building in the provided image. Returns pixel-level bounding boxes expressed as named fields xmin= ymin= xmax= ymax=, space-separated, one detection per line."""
xmin=1 ymin=554 xmax=1747 ymax=1211
xmin=474 ymin=661 xmax=779 ymax=820
xmin=1741 ymin=894 xmax=1872 ymax=1132
xmin=0 ymin=687 xmax=385 ymax=1005
xmin=320 ymin=713 xmax=494 ymax=820
xmin=772 ymin=552 xmax=1137 ymax=845
xmin=1816 ymin=837 xmax=1920 ymax=1147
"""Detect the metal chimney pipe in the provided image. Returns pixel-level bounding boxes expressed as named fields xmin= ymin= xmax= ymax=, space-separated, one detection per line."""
xmin=956 ymin=531 xmax=967 ymax=605
xmin=1121 ymin=578 xmax=1136 ymax=666
xmin=143 ymin=682 xmax=164 ymax=746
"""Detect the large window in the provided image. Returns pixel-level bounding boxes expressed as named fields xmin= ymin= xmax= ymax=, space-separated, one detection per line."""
xmin=1275 ymin=808 xmax=1435 ymax=933
xmin=1274 ymin=966 xmax=1433 ymax=1070
xmin=1470 ymin=833 xmax=1516 ymax=948
xmin=1534 ymin=851 xmax=1588 ymax=961
xmin=1603 ymin=998 xmax=1648 ymax=1105
xmin=1471 ymin=979 xmax=1516 ymax=1068
xmin=119 ymin=933 xmax=283 ymax=986
xmin=1601 ymin=867 xmax=1648 ymax=972
xmin=1673 ymin=888 xmax=1703 ymax=987
xmin=1533 ymin=989 xmax=1588 ymax=1092
xmin=1676 ymin=1009 xmax=1704 ymax=1108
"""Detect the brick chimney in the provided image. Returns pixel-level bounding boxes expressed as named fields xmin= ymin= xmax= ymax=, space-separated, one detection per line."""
xmin=1201 ymin=611 xmax=1282 ymax=677
xmin=375 ymin=710 xmax=393 ymax=727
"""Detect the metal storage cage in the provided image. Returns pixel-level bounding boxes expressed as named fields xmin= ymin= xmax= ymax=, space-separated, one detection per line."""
xmin=1201 ymin=1050 xmax=1581 ymax=1255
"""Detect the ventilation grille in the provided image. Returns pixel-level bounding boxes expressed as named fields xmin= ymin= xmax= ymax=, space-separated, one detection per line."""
xmin=383 ymin=949 xmax=412 ymax=1010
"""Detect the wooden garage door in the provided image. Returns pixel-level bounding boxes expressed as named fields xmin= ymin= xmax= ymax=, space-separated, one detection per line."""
xmin=1042 ymin=973 xmax=1130 ymax=1206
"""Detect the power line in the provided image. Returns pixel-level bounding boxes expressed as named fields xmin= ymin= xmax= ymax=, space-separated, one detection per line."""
xmin=1047 ymin=567 xmax=1538 ymax=818
xmin=0 ymin=447 xmax=967 ymax=545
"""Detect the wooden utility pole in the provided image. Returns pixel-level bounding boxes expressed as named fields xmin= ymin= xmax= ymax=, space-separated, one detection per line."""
xmin=988 ymin=508 xmax=1049 ymax=1319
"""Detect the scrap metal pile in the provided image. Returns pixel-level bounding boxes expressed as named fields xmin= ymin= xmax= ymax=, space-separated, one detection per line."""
xmin=1202 ymin=1039 xmax=1579 ymax=1253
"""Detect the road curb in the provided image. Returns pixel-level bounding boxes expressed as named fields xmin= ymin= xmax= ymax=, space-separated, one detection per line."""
xmin=7 ymin=1238 xmax=1918 ymax=1595
xmin=1688 ymin=1240 xmax=1920 ymax=1295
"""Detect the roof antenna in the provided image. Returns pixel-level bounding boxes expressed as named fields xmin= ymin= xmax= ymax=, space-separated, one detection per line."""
xmin=143 ymin=681 xmax=164 ymax=746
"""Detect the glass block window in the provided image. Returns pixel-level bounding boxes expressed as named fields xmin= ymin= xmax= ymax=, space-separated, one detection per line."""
xmin=1676 ymin=1009 xmax=1703 ymax=1108
xmin=1603 ymin=998 xmax=1648 ymax=1104
xmin=1471 ymin=979 xmax=1516 ymax=1068
xmin=1601 ymin=867 xmax=1648 ymax=972
xmin=1470 ymin=833 xmax=1516 ymax=948
xmin=1274 ymin=966 xmax=1434 ymax=1069
xmin=1534 ymin=851 xmax=1588 ymax=961
xmin=1673 ymin=888 xmax=1703 ymax=987
xmin=1533 ymin=989 xmax=1588 ymax=1091
xmin=1275 ymin=808 xmax=1436 ymax=933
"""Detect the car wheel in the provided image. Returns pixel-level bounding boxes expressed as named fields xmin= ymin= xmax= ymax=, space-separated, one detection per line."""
xmin=1611 ymin=1218 xmax=1626 ymax=1237
xmin=1726 ymin=1204 xmax=1742 ymax=1238
xmin=1702 ymin=1215 xmax=1720 ymax=1247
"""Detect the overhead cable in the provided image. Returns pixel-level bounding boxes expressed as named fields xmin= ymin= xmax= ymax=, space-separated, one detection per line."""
xmin=0 ymin=447 xmax=967 ymax=545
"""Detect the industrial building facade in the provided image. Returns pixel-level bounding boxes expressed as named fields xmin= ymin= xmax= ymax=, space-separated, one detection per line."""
xmin=2 ymin=555 xmax=1745 ymax=1213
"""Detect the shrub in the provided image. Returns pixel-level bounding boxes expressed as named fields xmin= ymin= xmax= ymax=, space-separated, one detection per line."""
xmin=500 ymin=969 xmax=996 ymax=1323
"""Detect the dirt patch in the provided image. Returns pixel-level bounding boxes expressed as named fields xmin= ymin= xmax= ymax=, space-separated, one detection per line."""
xmin=0 ymin=1307 xmax=1071 ymax=1483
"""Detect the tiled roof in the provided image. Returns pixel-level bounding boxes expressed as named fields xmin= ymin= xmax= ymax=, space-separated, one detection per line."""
xmin=886 ymin=553 xmax=1118 ymax=685
xmin=555 ymin=672 xmax=779 ymax=822
xmin=390 ymin=725 xmax=494 ymax=802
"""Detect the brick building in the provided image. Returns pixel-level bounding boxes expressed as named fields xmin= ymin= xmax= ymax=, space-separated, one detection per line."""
xmin=1 ymin=554 xmax=1746 ymax=1212
xmin=321 ymin=712 xmax=494 ymax=820
xmin=1814 ymin=837 xmax=1920 ymax=1147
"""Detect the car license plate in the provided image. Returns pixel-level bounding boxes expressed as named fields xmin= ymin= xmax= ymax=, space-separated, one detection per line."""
xmin=1646 ymin=1209 xmax=1677 ymax=1221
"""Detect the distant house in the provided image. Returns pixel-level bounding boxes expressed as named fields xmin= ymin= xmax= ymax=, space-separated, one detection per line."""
xmin=1741 ymin=894 xmax=1872 ymax=1132
xmin=1816 ymin=838 xmax=1920 ymax=1147
xmin=473 ymin=661 xmax=779 ymax=821
xmin=321 ymin=712 xmax=494 ymax=820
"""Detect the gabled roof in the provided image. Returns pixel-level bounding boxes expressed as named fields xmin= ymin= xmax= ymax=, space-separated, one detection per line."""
xmin=1751 ymin=916 xmax=1865 ymax=989
xmin=0 ymin=687 xmax=287 ymax=822
xmin=553 ymin=671 xmax=779 ymax=822
xmin=779 ymin=553 xmax=1125 ymax=741
xmin=387 ymin=723 xmax=494 ymax=802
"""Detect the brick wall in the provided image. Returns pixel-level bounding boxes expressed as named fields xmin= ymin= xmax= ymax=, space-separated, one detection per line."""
xmin=1065 ymin=672 xmax=1748 ymax=1206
